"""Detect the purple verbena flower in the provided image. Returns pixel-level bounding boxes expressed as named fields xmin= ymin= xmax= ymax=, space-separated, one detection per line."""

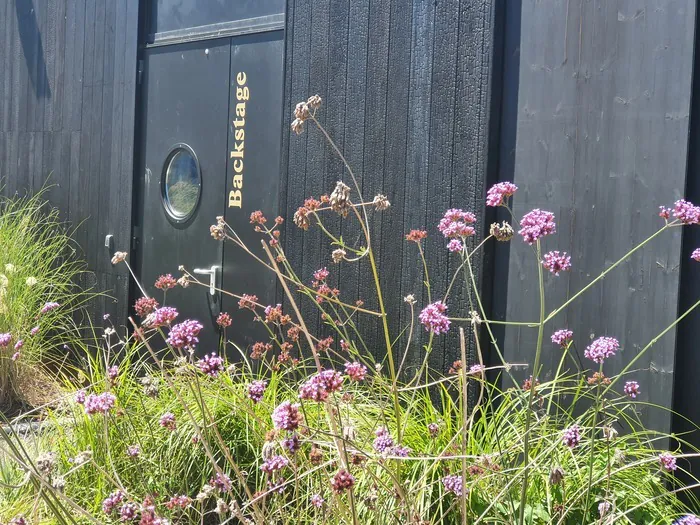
xmin=373 ymin=427 xmax=395 ymax=454
xmin=102 ymin=490 xmax=124 ymax=514
xmin=107 ymin=366 xmax=119 ymax=382
xmin=542 ymin=251 xmax=571 ymax=275
xmin=75 ymin=389 xmax=86 ymax=405
xmin=442 ymin=474 xmax=464 ymax=496
xmin=673 ymin=199 xmax=700 ymax=225
xmin=659 ymin=452 xmax=677 ymax=471
xmin=438 ymin=209 xmax=477 ymax=239
xmin=84 ymin=392 xmax=117 ymax=415
xmin=519 ymin=209 xmax=556 ymax=244
xmin=159 ymin=412 xmax=176 ymax=431
xmin=447 ymin=239 xmax=464 ymax=253
xmin=311 ymin=494 xmax=324 ymax=508
xmin=551 ymin=329 xmax=573 ymax=347
xmin=299 ymin=370 xmax=344 ymax=402
xmin=0 ymin=333 xmax=11 ymax=347
xmin=210 ymin=471 xmax=232 ymax=492
xmin=14 ymin=339 xmax=23 ymax=351
xmin=675 ymin=516 xmax=700 ymax=525
xmin=468 ymin=364 xmax=485 ymax=375
xmin=344 ymin=362 xmax=367 ymax=382
xmin=272 ymin=401 xmax=302 ymax=431
xmin=282 ymin=433 xmax=301 ymax=454
xmin=149 ymin=307 xmax=178 ymax=327
xmin=584 ymin=337 xmax=620 ymax=364
xmin=486 ymin=182 xmax=518 ymax=207
xmin=40 ymin=301 xmax=60 ymax=315
xmin=126 ymin=444 xmax=140 ymax=457
xmin=166 ymin=319 xmax=203 ymax=350
xmin=419 ymin=301 xmax=450 ymax=334
xmin=624 ymin=380 xmax=640 ymax=399
xmin=30 ymin=326 xmax=40 ymax=336
xmin=428 ymin=422 xmax=440 ymax=438
xmin=119 ymin=502 xmax=138 ymax=521
xmin=562 ymin=424 xmax=581 ymax=448
xmin=196 ymin=353 xmax=224 ymax=377
xmin=260 ymin=455 xmax=290 ymax=473
xmin=247 ymin=380 xmax=268 ymax=403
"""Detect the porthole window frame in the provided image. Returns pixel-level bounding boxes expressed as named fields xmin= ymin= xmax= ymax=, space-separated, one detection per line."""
xmin=160 ymin=143 xmax=202 ymax=225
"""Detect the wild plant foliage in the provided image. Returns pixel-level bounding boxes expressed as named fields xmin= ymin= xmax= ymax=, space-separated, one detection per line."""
xmin=2 ymin=98 xmax=700 ymax=524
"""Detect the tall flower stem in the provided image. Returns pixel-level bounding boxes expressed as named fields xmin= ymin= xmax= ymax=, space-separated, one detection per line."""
xmin=518 ymin=240 xmax=546 ymax=525
xmin=583 ymin=364 xmax=605 ymax=523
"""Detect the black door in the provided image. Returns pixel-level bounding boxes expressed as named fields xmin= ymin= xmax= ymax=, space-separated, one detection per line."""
xmin=136 ymin=40 xmax=230 ymax=350
xmin=134 ymin=3 xmax=285 ymax=354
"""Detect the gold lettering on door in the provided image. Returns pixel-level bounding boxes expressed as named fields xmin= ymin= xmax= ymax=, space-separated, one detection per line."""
xmin=229 ymin=72 xmax=248 ymax=208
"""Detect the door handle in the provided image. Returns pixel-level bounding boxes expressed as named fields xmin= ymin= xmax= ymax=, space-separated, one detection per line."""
xmin=193 ymin=265 xmax=219 ymax=296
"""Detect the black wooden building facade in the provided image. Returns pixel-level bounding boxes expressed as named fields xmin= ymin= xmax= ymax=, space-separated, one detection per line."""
xmin=2 ymin=0 xmax=700 ymax=470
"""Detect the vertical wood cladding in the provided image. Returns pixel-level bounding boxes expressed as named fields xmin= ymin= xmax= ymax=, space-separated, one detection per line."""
xmin=500 ymin=0 xmax=695 ymax=433
xmin=280 ymin=0 xmax=500 ymax=370
xmin=0 ymin=0 xmax=138 ymax=324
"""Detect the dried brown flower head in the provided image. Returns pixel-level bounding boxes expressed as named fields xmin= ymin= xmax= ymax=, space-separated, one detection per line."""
xmin=372 ymin=194 xmax=391 ymax=211
xmin=490 ymin=221 xmax=514 ymax=242
xmin=210 ymin=223 xmax=225 ymax=240
xmin=294 ymin=102 xmax=311 ymax=121
xmin=293 ymin=207 xmax=311 ymax=230
xmin=307 ymin=94 xmax=322 ymax=109
xmin=549 ymin=466 xmax=565 ymax=485
xmin=332 ymin=248 xmax=346 ymax=263
xmin=111 ymin=251 xmax=128 ymax=265
xmin=330 ymin=181 xmax=352 ymax=217
xmin=291 ymin=118 xmax=304 ymax=135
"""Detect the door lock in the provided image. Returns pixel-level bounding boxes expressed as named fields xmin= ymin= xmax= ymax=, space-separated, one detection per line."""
xmin=193 ymin=265 xmax=219 ymax=296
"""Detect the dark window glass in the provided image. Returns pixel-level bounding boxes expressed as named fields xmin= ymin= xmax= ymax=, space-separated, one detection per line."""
xmin=163 ymin=148 xmax=200 ymax=220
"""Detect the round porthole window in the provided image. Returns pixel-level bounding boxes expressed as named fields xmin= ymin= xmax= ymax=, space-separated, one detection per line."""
xmin=161 ymin=144 xmax=201 ymax=222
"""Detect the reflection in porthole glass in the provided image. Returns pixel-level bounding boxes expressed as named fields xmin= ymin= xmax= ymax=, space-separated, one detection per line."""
xmin=163 ymin=148 xmax=201 ymax=220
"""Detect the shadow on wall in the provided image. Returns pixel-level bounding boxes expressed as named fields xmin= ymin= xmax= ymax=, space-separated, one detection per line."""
xmin=14 ymin=0 xmax=51 ymax=99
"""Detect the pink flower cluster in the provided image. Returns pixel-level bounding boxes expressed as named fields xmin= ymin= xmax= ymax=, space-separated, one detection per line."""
xmin=126 ymin=445 xmax=140 ymax=457
xmin=0 ymin=333 xmax=11 ymax=347
xmin=159 ymin=412 xmax=176 ymax=431
xmin=272 ymin=401 xmax=303 ymax=431
xmin=486 ymin=182 xmax=518 ymax=207
xmin=247 ymin=380 xmax=268 ymax=403
xmin=562 ymin=424 xmax=581 ymax=448
xmin=299 ymin=369 xmax=344 ymax=402
xmin=166 ymin=319 xmax=203 ymax=349
xmin=119 ymin=503 xmax=137 ymax=521
xmin=211 ymin=471 xmax=232 ymax=492
xmin=39 ymin=301 xmax=60 ymax=315
xmin=196 ymin=353 xmax=224 ymax=377
xmin=468 ymin=364 xmax=485 ymax=375
xmin=442 ymin=474 xmax=464 ymax=496
xmin=584 ymin=336 xmax=620 ymax=364
xmin=419 ymin=301 xmax=450 ymax=334
xmin=676 ymin=516 xmax=700 ymax=525
xmin=84 ymin=392 xmax=117 ymax=415
xmin=282 ymin=433 xmax=301 ymax=454
xmin=624 ymin=380 xmax=640 ymax=398
xmin=447 ymin=238 xmax=464 ymax=253
xmin=692 ymin=248 xmax=700 ymax=262
xmin=150 ymin=307 xmax=178 ymax=327
xmin=542 ymin=251 xmax=571 ymax=275
xmin=311 ymin=494 xmax=324 ymax=508
xmin=372 ymin=427 xmax=410 ymax=457
xmin=519 ymin=209 xmax=556 ymax=244
xmin=673 ymin=199 xmax=700 ymax=224
xmin=260 ymin=455 xmax=290 ymax=473
xmin=438 ymin=209 xmax=476 ymax=239
xmin=344 ymin=361 xmax=367 ymax=382
xmin=551 ymin=329 xmax=573 ymax=347
xmin=102 ymin=490 xmax=125 ymax=514
xmin=659 ymin=452 xmax=677 ymax=471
